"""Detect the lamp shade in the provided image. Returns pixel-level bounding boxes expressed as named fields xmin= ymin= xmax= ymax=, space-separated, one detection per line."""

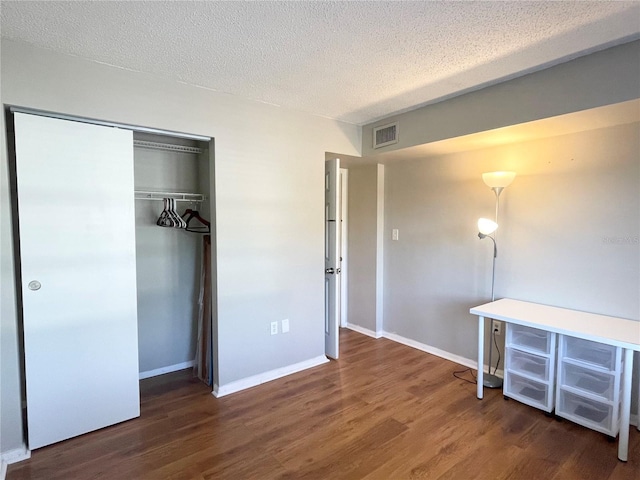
xmin=478 ymin=218 xmax=498 ymax=235
xmin=482 ymin=171 xmax=516 ymax=188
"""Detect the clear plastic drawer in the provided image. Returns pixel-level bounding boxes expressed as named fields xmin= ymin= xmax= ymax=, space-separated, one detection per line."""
xmin=507 ymin=348 xmax=550 ymax=382
xmin=557 ymin=389 xmax=616 ymax=435
xmin=563 ymin=336 xmax=616 ymax=371
xmin=504 ymin=372 xmax=551 ymax=411
xmin=507 ymin=324 xmax=552 ymax=355
xmin=561 ymin=362 xmax=615 ymax=401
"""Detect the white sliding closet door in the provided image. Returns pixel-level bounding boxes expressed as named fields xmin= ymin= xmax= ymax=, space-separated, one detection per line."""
xmin=14 ymin=113 xmax=140 ymax=449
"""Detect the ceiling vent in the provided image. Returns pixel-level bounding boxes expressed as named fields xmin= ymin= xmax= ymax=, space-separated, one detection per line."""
xmin=373 ymin=122 xmax=398 ymax=149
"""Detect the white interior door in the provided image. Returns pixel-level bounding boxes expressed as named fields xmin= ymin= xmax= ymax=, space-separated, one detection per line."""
xmin=13 ymin=113 xmax=140 ymax=449
xmin=325 ymin=158 xmax=340 ymax=359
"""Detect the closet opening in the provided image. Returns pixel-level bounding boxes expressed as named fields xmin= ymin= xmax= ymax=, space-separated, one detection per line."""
xmin=7 ymin=106 xmax=217 ymax=450
xmin=133 ymin=132 xmax=214 ymax=388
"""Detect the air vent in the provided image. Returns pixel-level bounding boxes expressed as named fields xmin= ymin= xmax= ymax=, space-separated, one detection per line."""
xmin=373 ymin=122 xmax=398 ymax=149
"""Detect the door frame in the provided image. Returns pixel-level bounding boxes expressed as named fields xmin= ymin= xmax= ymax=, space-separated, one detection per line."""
xmin=339 ymin=168 xmax=348 ymax=328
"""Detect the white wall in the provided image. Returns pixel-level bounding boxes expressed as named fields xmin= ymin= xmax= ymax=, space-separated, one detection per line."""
xmin=382 ymin=122 xmax=639 ymax=407
xmin=0 ymin=39 xmax=361 ymax=453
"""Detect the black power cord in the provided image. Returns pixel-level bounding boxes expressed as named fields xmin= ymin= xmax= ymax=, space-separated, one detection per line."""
xmin=491 ymin=326 xmax=501 ymax=375
xmin=453 ymin=367 xmax=477 ymax=384
xmin=452 ymin=325 xmax=502 ymax=385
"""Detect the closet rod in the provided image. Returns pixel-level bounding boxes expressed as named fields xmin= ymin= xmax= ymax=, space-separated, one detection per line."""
xmin=133 ymin=140 xmax=203 ymax=155
xmin=134 ymin=190 xmax=206 ymax=203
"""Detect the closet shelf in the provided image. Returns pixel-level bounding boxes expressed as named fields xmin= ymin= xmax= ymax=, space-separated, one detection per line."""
xmin=134 ymin=190 xmax=206 ymax=203
xmin=133 ymin=140 xmax=203 ymax=155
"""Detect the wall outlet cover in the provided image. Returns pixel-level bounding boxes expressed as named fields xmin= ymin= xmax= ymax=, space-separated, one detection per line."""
xmin=493 ymin=320 xmax=503 ymax=336
xmin=270 ymin=321 xmax=278 ymax=335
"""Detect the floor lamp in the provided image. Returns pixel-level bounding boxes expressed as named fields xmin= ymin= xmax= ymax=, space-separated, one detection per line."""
xmin=477 ymin=171 xmax=516 ymax=388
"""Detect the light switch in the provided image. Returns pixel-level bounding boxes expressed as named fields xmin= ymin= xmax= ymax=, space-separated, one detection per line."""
xmin=392 ymin=229 xmax=399 ymax=241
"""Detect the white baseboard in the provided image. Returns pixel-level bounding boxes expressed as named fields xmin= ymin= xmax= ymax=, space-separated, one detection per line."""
xmin=379 ymin=331 xmax=504 ymax=378
xmin=213 ymin=355 xmax=329 ymax=398
xmin=1 ymin=444 xmax=31 ymax=480
xmin=382 ymin=331 xmax=477 ymax=369
xmin=346 ymin=323 xmax=382 ymax=339
xmin=139 ymin=360 xmax=194 ymax=380
xmin=1 ymin=444 xmax=31 ymax=467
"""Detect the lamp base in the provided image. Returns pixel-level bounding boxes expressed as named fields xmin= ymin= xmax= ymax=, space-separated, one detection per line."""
xmin=483 ymin=374 xmax=503 ymax=389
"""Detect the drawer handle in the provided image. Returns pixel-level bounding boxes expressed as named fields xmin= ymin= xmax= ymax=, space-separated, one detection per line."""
xmin=573 ymin=399 xmax=608 ymax=413
xmin=523 ymin=357 xmax=545 ymax=365
xmin=578 ymin=371 xmax=608 ymax=381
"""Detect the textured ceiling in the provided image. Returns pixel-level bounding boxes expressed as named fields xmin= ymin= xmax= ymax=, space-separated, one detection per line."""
xmin=1 ymin=1 xmax=639 ymax=125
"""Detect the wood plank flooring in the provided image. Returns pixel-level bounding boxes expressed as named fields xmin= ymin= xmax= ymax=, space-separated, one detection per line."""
xmin=8 ymin=329 xmax=639 ymax=479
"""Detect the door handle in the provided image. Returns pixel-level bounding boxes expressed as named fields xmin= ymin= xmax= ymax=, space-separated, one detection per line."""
xmin=325 ymin=268 xmax=335 ymax=274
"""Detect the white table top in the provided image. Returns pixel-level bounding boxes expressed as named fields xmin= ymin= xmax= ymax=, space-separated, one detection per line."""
xmin=470 ymin=298 xmax=640 ymax=351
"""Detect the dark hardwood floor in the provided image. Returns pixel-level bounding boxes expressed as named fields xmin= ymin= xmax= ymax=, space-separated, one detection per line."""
xmin=8 ymin=329 xmax=640 ymax=479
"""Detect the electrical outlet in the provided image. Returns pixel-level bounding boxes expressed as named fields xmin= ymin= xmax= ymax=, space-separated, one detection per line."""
xmin=270 ymin=321 xmax=278 ymax=335
xmin=282 ymin=318 xmax=290 ymax=333
xmin=493 ymin=320 xmax=502 ymax=336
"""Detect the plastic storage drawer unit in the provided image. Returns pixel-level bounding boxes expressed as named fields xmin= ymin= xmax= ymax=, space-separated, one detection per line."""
xmin=504 ymin=323 xmax=557 ymax=413
xmin=556 ymin=334 xmax=623 ymax=437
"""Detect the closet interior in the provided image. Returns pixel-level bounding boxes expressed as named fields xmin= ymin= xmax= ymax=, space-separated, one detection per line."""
xmin=133 ymin=132 xmax=213 ymax=386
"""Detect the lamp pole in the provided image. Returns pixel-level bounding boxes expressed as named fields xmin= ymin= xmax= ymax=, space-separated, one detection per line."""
xmin=490 ymin=186 xmax=503 ymax=302
xmin=483 ymin=187 xmax=506 ymax=388
xmin=478 ymin=171 xmax=515 ymax=389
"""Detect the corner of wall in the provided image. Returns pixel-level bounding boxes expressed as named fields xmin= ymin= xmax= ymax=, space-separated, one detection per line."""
xmin=212 ymin=355 xmax=329 ymax=398
xmin=375 ymin=164 xmax=385 ymax=334
xmin=0 ymin=444 xmax=30 ymax=468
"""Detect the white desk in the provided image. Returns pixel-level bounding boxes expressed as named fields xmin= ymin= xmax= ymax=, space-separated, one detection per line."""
xmin=470 ymin=298 xmax=640 ymax=462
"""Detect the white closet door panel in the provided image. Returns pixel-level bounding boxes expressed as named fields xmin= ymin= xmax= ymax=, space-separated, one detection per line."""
xmin=14 ymin=113 xmax=140 ymax=449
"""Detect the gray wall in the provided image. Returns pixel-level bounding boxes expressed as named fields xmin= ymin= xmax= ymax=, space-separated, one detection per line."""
xmin=1 ymin=105 xmax=24 ymax=454
xmin=133 ymin=136 xmax=208 ymax=374
xmin=381 ymin=121 xmax=639 ymax=407
xmin=363 ymin=40 xmax=640 ymax=157
xmin=384 ymin=122 xmax=639 ymax=341
xmin=346 ymin=165 xmax=379 ymax=332
xmin=0 ymin=39 xmax=361 ymax=453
